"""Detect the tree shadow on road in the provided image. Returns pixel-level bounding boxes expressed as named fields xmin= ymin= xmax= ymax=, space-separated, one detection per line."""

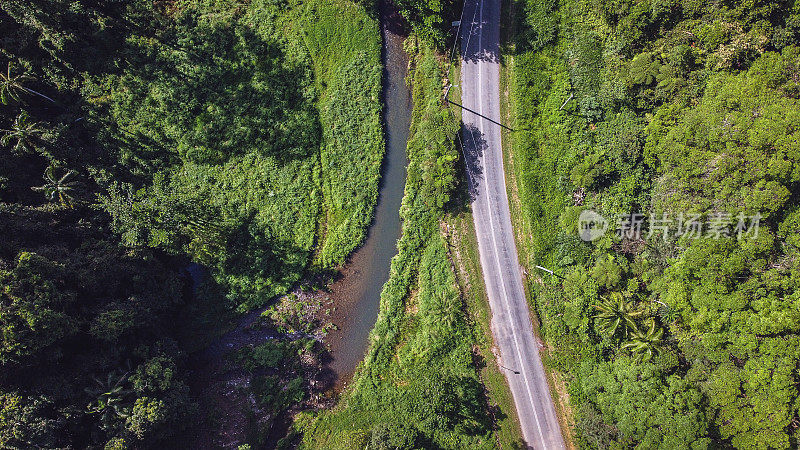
xmin=446 ymin=120 xmax=488 ymax=216
xmin=460 ymin=1 xmax=501 ymax=65
xmin=461 ymin=121 xmax=488 ymax=202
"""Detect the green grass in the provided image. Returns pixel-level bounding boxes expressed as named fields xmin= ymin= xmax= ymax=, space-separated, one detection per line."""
xmin=295 ymin=0 xmax=385 ymax=268
xmin=93 ymin=0 xmax=385 ymax=309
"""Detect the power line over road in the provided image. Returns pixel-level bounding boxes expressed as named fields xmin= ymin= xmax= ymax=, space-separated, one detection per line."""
xmin=459 ymin=0 xmax=566 ymax=447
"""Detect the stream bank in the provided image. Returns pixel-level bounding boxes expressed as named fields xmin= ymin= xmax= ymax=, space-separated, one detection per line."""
xmin=184 ymin=2 xmax=413 ymax=447
xmin=321 ymin=0 xmax=412 ymax=391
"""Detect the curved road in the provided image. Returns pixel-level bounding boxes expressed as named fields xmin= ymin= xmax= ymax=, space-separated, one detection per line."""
xmin=459 ymin=0 xmax=566 ymax=448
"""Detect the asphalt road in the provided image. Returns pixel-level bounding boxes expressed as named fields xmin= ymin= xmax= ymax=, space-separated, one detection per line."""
xmin=459 ymin=0 xmax=566 ymax=448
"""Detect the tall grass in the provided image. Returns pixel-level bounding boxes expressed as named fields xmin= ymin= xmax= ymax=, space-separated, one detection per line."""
xmin=296 ymin=0 xmax=386 ymax=268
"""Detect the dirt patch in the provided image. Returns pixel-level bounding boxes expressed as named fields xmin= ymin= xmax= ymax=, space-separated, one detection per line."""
xmin=185 ymin=283 xmax=340 ymax=449
xmin=546 ymin=367 xmax=577 ymax=450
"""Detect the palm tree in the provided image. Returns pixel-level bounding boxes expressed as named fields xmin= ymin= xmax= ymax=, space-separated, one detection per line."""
xmin=32 ymin=166 xmax=79 ymax=206
xmin=621 ymin=318 xmax=664 ymax=361
xmin=593 ymin=292 xmax=647 ymax=339
xmin=1 ymin=111 xmax=42 ymax=153
xmin=85 ymin=371 xmax=132 ymax=431
xmin=0 ymin=62 xmax=31 ymax=104
xmin=0 ymin=62 xmax=56 ymax=105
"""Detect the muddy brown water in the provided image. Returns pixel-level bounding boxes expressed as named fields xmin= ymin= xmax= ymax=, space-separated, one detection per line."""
xmin=323 ymin=2 xmax=411 ymax=390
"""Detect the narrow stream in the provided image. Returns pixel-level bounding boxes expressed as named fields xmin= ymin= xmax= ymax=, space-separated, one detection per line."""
xmin=323 ymin=2 xmax=412 ymax=388
xmin=186 ymin=6 xmax=412 ymax=446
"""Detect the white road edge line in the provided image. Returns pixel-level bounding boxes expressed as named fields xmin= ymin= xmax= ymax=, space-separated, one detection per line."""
xmin=470 ymin=0 xmax=549 ymax=445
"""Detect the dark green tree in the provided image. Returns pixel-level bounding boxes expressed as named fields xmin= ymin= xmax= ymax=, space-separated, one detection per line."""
xmin=0 ymin=62 xmax=54 ymax=104
xmin=0 ymin=62 xmax=31 ymax=105
xmin=621 ymin=318 xmax=664 ymax=361
xmin=0 ymin=252 xmax=76 ymax=365
xmin=86 ymin=371 xmax=133 ymax=432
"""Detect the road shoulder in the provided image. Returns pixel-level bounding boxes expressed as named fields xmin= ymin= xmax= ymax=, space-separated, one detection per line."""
xmin=496 ymin=0 xmax=577 ymax=446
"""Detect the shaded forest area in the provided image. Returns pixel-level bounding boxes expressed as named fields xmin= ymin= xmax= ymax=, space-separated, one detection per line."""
xmin=0 ymin=0 xmax=384 ymax=447
xmin=508 ymin=0 xmax=800 ymax=447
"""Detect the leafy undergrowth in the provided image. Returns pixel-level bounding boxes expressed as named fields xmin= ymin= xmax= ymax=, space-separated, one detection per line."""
xmin=296 ymin=0 xmax=385 ymax=268
xmin=91 ymin=0 xmax=385 ymax=311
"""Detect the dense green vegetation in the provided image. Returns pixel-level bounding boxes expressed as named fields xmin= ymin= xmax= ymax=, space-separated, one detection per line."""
xmin=507 ymin=0 xmax=800 ymax=447
xmin=298 ymin=41 xmax=498 ymax=449
xmin=391 ymin=0 xmax=458 ymax=47
xmin=0 ymin=0 xmax=383 ymax=446
xmin=90 ymin=0 xmax=385 ymax=310
xmin=301 ymin=0 xmax=385 ymax=268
